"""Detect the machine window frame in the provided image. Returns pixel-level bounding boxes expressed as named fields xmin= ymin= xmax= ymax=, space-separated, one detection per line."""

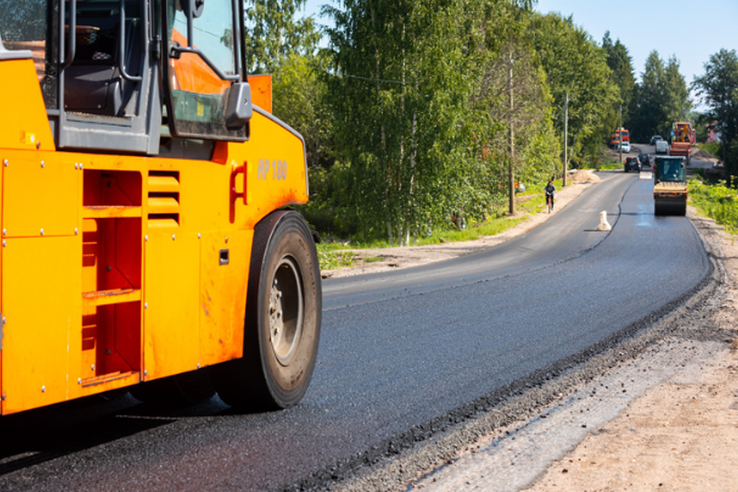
xmin=160 ymin=0 xmax=249 ymax=142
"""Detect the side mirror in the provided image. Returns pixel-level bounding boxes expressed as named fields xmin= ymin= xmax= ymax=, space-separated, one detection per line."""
xmin=224 ymin=82 xmax=253 ymax=128
xmin=182 ymin=0 xmax=205 ymax=19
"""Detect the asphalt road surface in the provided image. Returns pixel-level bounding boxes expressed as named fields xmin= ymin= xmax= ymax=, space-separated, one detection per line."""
xmin=0 ymin=171 xmax=710 ymax=491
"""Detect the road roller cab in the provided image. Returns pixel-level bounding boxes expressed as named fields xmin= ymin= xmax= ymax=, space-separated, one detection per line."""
xmin=653 ymin=156 xmax=687 ymax=216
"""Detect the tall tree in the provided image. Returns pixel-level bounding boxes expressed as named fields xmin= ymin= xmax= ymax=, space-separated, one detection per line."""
xmin=602 ymin=31 xmax=635 ymax=126
xmin=693 ymin=49 xmax=738 ymax=175
xmin=663 ymin=56 xmax=691 ymax=125
xmin=474 ymin=41 xmax=556 ymax=212
xmin=630 ymin=51 xmax=666 ymax=140
xmin=272 ymin=52 xmax=334 ymax=170
xmin=529 ymin=14 xmax=618 ymax=170
xmin=245 ymin=0 xmax=321 ymax=73
xmin=246 ymin=1 xmax=335 ymax=196
xmin=630 ymin=51 xmax=691 ymax=141
xmin=324 ymin=0 xmax=541 ymax=244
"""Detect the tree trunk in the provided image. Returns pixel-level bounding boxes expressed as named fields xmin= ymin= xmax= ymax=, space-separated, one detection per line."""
xmin=405 ymin=110 xmax=417 ymax=247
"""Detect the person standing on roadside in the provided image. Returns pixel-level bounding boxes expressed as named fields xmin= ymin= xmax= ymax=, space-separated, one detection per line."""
xmin=545 ymin=180 xmax=556 ymax=213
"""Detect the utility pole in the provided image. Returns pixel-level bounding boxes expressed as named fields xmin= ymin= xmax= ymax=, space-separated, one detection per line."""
xmin=508 ymin=53 xmax=515 ymax=215
xmin=618 ymin=103 xmax=623 ymax=164
xmin=563 ymin=91 xmax=569 ymax=187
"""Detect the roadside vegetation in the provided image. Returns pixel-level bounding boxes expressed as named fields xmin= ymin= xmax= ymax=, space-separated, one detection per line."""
xmin=697 ymin=142 xmax=722 ymax=159
xmin=690 ymin=178 xmax=738 ymax=233
xmin=692 ymin=49 xmax=738 ymax=183
xmin=314 ymin=177 xmax=563 ymax=270
xmin=246 ymin=1 xmax=736 ymax=248
xmin=596 ymin=162 xmax=623 ymax=171
xmin=317 ymin=248 xmax=358 ymax=270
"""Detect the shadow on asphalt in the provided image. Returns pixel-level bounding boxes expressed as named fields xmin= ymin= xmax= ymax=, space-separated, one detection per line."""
xmin=0 ymin=393 xmax=238 ymax=476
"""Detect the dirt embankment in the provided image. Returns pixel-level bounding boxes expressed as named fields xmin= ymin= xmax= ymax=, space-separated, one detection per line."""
xmin=692 ymin=147 xmax=722 ymax=164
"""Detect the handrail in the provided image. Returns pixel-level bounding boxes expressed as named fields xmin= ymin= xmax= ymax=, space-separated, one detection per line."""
xmin=231 ymin=0 xmax=242 ymax=79
xmin=61 ymin=0 xmax=77 ymax=69
xmin=118 ymin=0 xmax=143 ymax=82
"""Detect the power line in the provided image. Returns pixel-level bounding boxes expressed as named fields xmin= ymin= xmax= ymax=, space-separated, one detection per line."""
xmin=323 ymin=69 xmax=418 ymax=86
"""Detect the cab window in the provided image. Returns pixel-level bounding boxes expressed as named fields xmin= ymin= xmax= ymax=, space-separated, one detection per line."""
xmin=165 ymin=0 xmax=247 ymax=141
xmin=0 ymin=0 xmax=58 ymax=108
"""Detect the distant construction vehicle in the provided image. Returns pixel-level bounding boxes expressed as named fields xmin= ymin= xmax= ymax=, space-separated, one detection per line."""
xmin=609 ymin=127 xmax=629 ymax=149
xmin=653 ymin=156 xmax=688 ymax=216
xmin=669 ymin=122 xmax=694 ymax=166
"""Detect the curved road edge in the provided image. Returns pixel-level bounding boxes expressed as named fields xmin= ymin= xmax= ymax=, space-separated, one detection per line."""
xmin=317 ymin=211 xmax=729 ymax=492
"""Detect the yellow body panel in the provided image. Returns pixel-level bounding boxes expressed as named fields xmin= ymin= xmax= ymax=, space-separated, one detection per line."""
xmin=198 ymin=230 xmax=250 ymax=367
xmin=0 ymin=154 xmax=3 ymax=403
xmin=0 ymin=59 xmax=55 ymax=152
xmin=1 ymin=236 xmax=81 ymax=413
xmin=144 ymin=232 xmax=200 ymax=379
xmin=3 ymin=156 xmax=80 ymax=237
xmin=0 ymin=58 xmax=308 ymax=414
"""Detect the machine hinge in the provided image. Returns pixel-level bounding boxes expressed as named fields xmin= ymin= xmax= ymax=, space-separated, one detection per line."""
xmin=151 ymin=36 xmax=161 ymax=61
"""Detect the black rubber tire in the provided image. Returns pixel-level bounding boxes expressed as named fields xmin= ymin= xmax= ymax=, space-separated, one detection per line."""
xmin=211 ymin=211 xmax=321 ymax=410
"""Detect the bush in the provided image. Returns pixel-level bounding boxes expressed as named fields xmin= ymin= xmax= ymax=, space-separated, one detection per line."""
xmin=690 ymin=178 xmax=738 ymax=232
xmin=698 ymin=142 xmax=721 ymax=158
xmin=300 ymin=206 xmax=359 ymax=239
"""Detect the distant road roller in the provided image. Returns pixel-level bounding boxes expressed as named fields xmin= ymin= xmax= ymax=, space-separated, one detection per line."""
xmin=653 ymin=156 xmax=687 ymax=216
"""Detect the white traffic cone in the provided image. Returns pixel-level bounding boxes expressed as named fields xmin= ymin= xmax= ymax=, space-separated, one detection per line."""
xmin=597 ymin=211 xmax=612 ymax=231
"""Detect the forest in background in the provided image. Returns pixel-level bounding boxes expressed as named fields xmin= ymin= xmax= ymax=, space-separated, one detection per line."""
xmin=243 ymin=0 xmax=738 ymax=244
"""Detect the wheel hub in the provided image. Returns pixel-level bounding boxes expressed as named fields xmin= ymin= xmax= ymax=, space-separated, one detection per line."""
xmin=269 ymin=257 xmax=304 ymax=366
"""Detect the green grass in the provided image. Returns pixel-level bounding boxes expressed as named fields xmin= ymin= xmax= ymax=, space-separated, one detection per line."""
xmin=690 ymin=178 xmax=738 ymax=233
xmin=316 ymin=215 xmax=530 ymax=270
xmin=316 ymin=180 xmax=568 ymax=270
xmin=319 ymin=213 xmax=529 ymax=253
xmin=412 ymin=215 xmax=530 ymax=246
xmin=313 ymin=174 xmax=590 ymax=271
xmin=596 ymin=160 xmax=624 ymax=170
xmin=316 ymin=248 xmax=357 ymax=270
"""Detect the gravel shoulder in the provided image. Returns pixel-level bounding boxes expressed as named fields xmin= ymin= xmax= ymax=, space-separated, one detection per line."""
xmin=522 ymin=211 xmax=738 ymax=492
xmin=323 ymin=168 xmax=738 ymax=491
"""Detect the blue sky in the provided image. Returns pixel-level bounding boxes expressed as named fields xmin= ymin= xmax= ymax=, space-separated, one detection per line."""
xmin=536 ymin=0 xmax=738 ymax=97
xmin=301 ymin=0 xmax=737 ymax=106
